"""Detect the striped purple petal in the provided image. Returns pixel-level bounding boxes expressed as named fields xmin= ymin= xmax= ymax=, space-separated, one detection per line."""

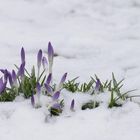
xmin=52 ymin=91 xmax=60 ymax=100
xmin=42 ymin=56 xmax=48 ymax=69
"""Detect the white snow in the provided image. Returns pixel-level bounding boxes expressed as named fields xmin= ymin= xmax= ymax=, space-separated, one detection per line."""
xmin=0 ymin=0 xmax=140 ymax=140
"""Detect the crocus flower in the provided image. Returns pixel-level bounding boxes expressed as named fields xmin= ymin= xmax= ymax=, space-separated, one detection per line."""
xmin=21 ymin=47 xmax=25 ymax=64
xmin=48 ymin=42 xmax=54 ymax=74
xmin=46 ymin=73 xmax=52 ymax=85
xmin=70 ymin=99 xmax=75 ymax=111
xmin=0 ymin=77 xmax=7 ymax=94
xmin=44 ymin=83 xmax=53 ymax=95
xmin=37 ymin=49 xmax=42 ymax=78
xmin=31 ymin=93 xmax=35 ymax=107
xmin=42 ymin=56 xmax=48 ymax=70
xmin=57 ymin=73 xmax=67 ymax=91
xmin=37 ymin=49 xmax=42 ymax=69
xmin=95 ymin=79 xmax=101 ymax=93
xmin=52 ymin=91 xmax=60 ymax=100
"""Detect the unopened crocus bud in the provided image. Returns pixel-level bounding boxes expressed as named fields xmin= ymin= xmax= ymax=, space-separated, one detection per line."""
xmin=57 ymin=73 xmax=67 ymax=91
xmin=46 ymin=73 xmax=52 ymax=85
xmin=95 ymin=79 xmax=101 ymax=93
xmin=37 ymin=49 xmax=42 ymax=79
xmin=37 ymin=49 xmax=42 ymax=69
xmin=70 ymin=99 xmax=75 ymax=111
xmin=52 ymin=91 xmax=60 ymax=100
xmin=60 ymin=73 xmax=67 ymax=84
xmin=48 ymin=42 xmax=54 ymax=74
xmin=21 ymin=47 xmax=25 ymax=64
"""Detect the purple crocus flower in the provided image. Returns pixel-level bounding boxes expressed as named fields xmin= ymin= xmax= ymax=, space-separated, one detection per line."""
xmin=21 ymin=47 xmax=25 ymax=64
xmin=48 ymin=42 xmax=54 ymax=74
xmin=95 ymin=79 xmax=101 ymax=93
xmin=70 ymin=99 xmax=75 ymax=111
xmin=57 ymin=73 xmax=67 ymax=91
xmin=37 ymin=49 xmax=42 ymax=70
xmin=42 ymin=56 xmax=48 ymax=70
xmin=44 ymin=83 xmax=53 ymax=94
xmin=52 ymin=91 xmax=60 ymax=100
xmin=48 ymin=42 xmax=54 ymax=64
xmin=46 ymin=73 xmax=52 ymax=85
xmin=37 ymin=49 xmax=42 ymax=79
xmin=0 ymin=78 xmax=7 ymax=94
xmin=60 ymin=73 xmax=67 ymax=84
xmin=31 ymin=93 xmax=35 ymax=107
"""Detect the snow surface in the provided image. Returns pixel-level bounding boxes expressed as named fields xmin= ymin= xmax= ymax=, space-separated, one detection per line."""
xmin=1 ymin=0 xmax=140 ymax=140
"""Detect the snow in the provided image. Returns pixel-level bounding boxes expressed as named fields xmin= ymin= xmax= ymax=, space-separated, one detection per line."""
xmin=0 ymin=0 xmax=140 ymax=140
